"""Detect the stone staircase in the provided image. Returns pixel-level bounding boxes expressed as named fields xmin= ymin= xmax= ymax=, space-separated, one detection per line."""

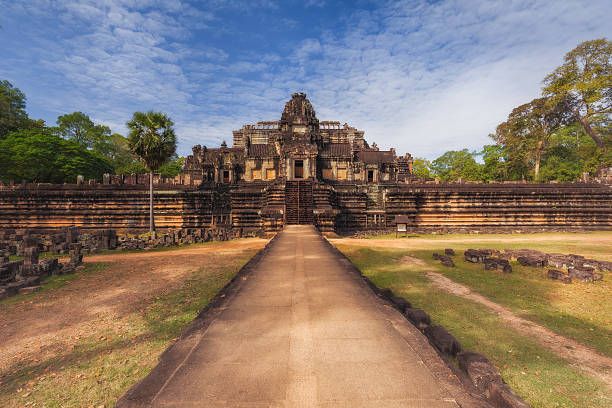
xmin=285 ymin=180 xmax=314 ymax=224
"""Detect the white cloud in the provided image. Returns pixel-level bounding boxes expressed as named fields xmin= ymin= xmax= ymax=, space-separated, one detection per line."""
xmin=2 ymin=0 xmax=611 ymax=159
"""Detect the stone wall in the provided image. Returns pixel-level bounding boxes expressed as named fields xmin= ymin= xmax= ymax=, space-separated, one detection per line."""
xmin=1 ymin=181 xmax=611 ymax=233
xmin=0 ymin=183 xmax=232 ymax=232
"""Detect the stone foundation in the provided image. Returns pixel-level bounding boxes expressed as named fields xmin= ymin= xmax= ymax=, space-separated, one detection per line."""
xmin=0 ymin=180 xmax=611 ymax=233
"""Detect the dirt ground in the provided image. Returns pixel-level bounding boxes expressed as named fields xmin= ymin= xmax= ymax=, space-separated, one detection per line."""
xmin=0 ymin=239 xmax=267 ymax=381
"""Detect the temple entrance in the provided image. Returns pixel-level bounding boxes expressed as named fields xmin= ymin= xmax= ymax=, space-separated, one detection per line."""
xmin=285 ymin=180 xmax=313 ymax=224
xmin=223 ymin=170 xmax=230 ymax=183
xmin=368 ymin=170 xmax=374 ymax=183
xmin=294 ymin=160 xmax=304 ymax=179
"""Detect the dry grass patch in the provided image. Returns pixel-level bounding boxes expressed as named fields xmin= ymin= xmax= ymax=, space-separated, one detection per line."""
xmin=0 ymin=238 xmax=267 ymax=407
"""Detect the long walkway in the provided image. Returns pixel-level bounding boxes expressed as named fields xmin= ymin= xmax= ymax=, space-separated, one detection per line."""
xmin=119 ymin=226 xmax=486 ymax=407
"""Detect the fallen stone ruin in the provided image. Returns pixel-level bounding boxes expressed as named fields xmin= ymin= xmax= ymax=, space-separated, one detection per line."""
xmin=0 ymin=240 xmax=83 ymax=301
xmin=0 ymin=225 xmax=237 ymax=301
xmin=460 ymin=248 xmax=609 ymax=283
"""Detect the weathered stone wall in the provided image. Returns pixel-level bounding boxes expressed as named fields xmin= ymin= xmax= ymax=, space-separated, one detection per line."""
xmin=1 ymin=181 xmax=611 ymax=233
xmin=0 ymin=184 xmax=232 ymax=232
xmin=332 ymin=182 xmax=612 ymax=232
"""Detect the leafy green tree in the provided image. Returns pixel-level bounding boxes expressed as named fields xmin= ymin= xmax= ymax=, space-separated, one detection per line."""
xmin=158 ymin=155 xmax=184 ymax=178
xmin=543 ymin=38 xmax=612 ymax=150
xmin=0 ymin=128 xmax=112 ymax=183
xmin=126 ymin=111 xmax=177 ymax=233
xmin=55 ymin=111 xmax=112 ymax=149
xmin=431 ymin=149 xmax=482 ymax=182
xmin=411 ymin=157 xmax=434 ymax=178
xmin=0 ymin=80 xmax=29 ymax=137
xmin=480 ymin=143 xmax=507 ymax=182
xmin=494 ymin=98 xmax=564 ymax=181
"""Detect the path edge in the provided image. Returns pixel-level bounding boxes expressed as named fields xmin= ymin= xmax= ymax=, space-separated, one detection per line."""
xmin=320 ymin=233 xmax=532 ymax=408
xmin=115 ymin=233 xmax=280 ymax=408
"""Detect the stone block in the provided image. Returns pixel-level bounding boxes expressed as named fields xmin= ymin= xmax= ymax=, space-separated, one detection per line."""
xmin=457 ymin=351 xmax=503 ymax=393
xmin=439 ymin=255 xmax=455 ymax=267
xmin=517 ymin=256 xmax=546 ymax=267
xmin=19 ymin=286 xmax=41 ymax=295
xmin=548 ymin=256 xmax=571 ymax=269
xmin=23 ymin=247 xmax=39 ymax=265
xmin=22 ymin=235 xmax=40 ymax=249
xmin=39 ymin=258 xmax=59 ymax=276
xmin=487 ymin=381 xmax=531 ymax=408
xmin=547 ymin=269 xmax=571 ymax=284
xmin=444 ymin=248 xmax=455 ymax=256
xmin=0 ymin=287 xmax=7 ymax=300
xmin=20 ymin=264 xmax=43 ymax=277
xmin=424 ymin=325 xmax=462 ymax=356
xmin=404 ymin=308 xmax=431 ymax=330
xmin=464 ymin=249 xmax=489 ymax=263
xmin=0 ymin=266 xmax=11 ymax=284
xmin=483 ymin=258 xmax=512 ymax=273
xmin=379 ymin=288 xmax=394 ymax=299
xmin=70 ymin=253 xmax=83 ymax=266
xmin=568 ymin=267 xmax=602 ymax=282
xmin=390 ymin=296 xmax=411 ymax=313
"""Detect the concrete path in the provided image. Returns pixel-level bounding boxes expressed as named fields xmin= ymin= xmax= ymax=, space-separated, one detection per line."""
xmin=119 ymin=225 xmax=487 ymax=407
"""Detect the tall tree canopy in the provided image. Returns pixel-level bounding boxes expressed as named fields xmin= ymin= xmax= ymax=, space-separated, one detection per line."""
xmin=126 ymin=111 xmax=177 ymax=233
xmin=0 ymin=128 xmax=112 ymax=183
xmin=543 ymin=38 xmax=612 ymax=149
xmin=0 ymin=80 xmax=29 ymax=137
xmin=495 ymin=98 xmax=565 ymax=181
xmin=430 ymin=149 xmax=482 ymax=182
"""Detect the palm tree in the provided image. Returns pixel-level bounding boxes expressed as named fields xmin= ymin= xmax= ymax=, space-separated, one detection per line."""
xmin=126 ymin=111 xmax=177 ymax=235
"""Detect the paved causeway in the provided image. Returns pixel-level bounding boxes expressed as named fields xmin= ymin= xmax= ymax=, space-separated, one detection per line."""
xmin=119 ymin=225 xmax=485 ymax=407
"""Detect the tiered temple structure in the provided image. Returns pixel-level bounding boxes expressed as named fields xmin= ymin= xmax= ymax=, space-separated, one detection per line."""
xmin=182 ymin=93 xmax=413 ymax=185
xmin=1 ymin=92 xmax=611 ymax=234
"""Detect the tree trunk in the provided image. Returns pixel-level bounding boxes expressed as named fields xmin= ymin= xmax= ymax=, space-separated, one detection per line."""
xmin=149 ymin=171 xmax=155 ymax=234
xmin=578 ymin=115 xmax=606 ymax=149
xmin=534 ymin=141 xmax=542 ymax=182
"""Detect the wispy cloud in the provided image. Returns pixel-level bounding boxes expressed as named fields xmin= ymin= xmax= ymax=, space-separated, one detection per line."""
xmin=1 ymin=0 xmax=611 ymax=158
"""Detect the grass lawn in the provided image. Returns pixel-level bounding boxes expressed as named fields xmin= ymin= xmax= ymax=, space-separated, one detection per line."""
xmin=334 ymin=232 xmax=612 ymax=408
xmin=0 ymin=241 xmax=263 ymax=408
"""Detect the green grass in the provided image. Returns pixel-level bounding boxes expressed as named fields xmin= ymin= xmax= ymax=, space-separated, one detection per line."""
xmin=335 ymin=244 xmax=611 ymax=408
xmin=0 ymin=246 xmax=260 ymax=408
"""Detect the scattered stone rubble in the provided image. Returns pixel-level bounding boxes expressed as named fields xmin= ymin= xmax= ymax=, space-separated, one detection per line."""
xmin=432 ymin=252 xmax=455 ymax=267
xmin=0 ymin=225 xmax=237 ymax=301
xmin=0 ymin=241 xmax=83 ymax=301
xmin=461 ymin=247 xmax=608 ymax=283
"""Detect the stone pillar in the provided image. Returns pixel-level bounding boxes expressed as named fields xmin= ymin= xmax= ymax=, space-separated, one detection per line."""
xmin=24 ymin=247 xmax=39 ymax=265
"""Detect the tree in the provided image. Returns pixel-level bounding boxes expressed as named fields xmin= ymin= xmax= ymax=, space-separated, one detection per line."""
xmin=0 ymin=128 xmax=112 ymax=183
xmin=430 ymin=149 xmax=482 ymax=182
xmin=55 ymin=111 xmax=112 ymax=149
xmin=480 ymin=143 xmax=507 ymax=182
xmin=126 ymin=111 xmax=177 ymax=234
xmin=494 ymin=98 xmax=564 ymax=181
xmin=543 ymin=38 xmax=612 ymax=150
xmin=411 ymin=157 xmax=434 ymax=178
xmin=0 ymin=80 xmax=29 ymax=137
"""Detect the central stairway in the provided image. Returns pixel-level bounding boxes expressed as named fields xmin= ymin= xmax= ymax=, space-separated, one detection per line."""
xmin=285 ymin=180 xmax=313 ymax=224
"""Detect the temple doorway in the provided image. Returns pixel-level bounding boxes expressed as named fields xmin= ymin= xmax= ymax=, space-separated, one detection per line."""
xmin=368 ymin=170 xmax=374 ymax=183
xmin=294 ymin=160 xmax=304 ymax=179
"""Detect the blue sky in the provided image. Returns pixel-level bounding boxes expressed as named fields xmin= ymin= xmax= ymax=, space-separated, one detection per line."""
xmin=1 ymin=0 xmax=611 ymax=159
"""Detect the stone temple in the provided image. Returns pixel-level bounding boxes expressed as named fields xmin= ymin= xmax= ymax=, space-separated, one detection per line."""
xmin=182 ymin=92 xmax=413 ymax=184
xmin=0 ymin=92 xmax=611 ymax=235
